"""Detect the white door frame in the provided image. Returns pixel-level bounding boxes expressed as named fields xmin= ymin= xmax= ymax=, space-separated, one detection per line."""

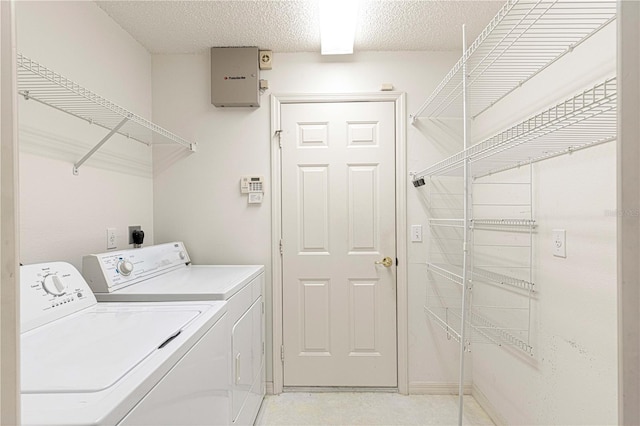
xmin=270 ymin=92 xmax=407 ymax=395
xmin=1 ymin=1 xmax=21 ymax=423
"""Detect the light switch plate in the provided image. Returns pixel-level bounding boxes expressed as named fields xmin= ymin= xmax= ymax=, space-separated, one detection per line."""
xmin=552 ymin=229 xmax=566 ymax=258
xmin=411 ymin=225 xmax=423 ymax=242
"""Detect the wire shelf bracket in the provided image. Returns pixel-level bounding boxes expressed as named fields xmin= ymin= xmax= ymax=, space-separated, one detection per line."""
xmin=17 ymin=53 xmax=197 ymax=175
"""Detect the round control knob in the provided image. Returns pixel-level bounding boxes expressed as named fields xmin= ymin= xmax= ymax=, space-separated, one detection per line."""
xmin=43 ymin=274 xmax=67 ymax=296
xmin=118 ymin=260 xmax=134 ymax=276
xmin=178 ymin=251 xmax=186 ymax=260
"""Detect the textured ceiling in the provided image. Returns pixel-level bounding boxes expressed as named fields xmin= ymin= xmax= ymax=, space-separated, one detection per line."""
xmin=95 ymin=0 xmax=505 ymax=54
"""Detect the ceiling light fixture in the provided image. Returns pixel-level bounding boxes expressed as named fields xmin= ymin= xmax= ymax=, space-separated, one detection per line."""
xmin=319 ymin=0 xmax=359 ymax=55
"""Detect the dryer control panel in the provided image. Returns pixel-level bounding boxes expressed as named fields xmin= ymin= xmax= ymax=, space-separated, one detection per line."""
xmin=21 ymin=262 xmax=97 ymax=333
xmin=82 ymin=242 xmax=191 ymax=294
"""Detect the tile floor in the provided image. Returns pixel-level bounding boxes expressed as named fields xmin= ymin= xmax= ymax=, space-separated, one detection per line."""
xmin=255 ymin=392 xmax=494 ymax=425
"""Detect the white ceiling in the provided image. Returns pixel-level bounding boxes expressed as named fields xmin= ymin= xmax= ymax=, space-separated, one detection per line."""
xmin=95 ymin=0 xmax=505 ymax=54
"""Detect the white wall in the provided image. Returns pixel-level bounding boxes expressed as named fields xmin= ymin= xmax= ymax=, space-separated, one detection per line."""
xmin=469 ymin=21 xmax=618 ymax=425
xmin=16 ymin=1 xmax=155 ymax=270
xmin=151 ymin=50 xmax=470 ymax=388
xmin=617 ymin=1 xmax=640 ymax=423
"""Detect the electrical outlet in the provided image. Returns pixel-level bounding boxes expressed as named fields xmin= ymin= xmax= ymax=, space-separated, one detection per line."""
xmin=552 ymin=229 xmax=566 ymax=258
xmin=128 ymin=225 xmax=141 ymax=245
xmin=107 ymin=228 xmax=117 ymax=249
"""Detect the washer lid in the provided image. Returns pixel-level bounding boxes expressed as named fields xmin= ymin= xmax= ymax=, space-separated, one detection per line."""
xmin=21 ymin=306 xmax=200 ymax=393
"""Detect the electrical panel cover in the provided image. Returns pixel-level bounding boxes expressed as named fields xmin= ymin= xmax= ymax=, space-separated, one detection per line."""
xmin=211 ymin=47 xmax=260 ymax=107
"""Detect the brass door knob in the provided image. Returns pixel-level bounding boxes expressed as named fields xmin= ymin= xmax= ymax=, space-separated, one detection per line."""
xmin=375 ymin=257 xmax=393 ymax=267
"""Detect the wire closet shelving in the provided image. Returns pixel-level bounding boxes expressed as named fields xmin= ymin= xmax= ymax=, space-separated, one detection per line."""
xmin=410 ymin=1 xmax=617 ymax=425
xmin=414 ymin=77 xmax=617 ymax=181
xmin=424 ymin=168 xmax=536 ymax=351
xmin=412 ymin=0 xmax=616 ymax=121
xmin=16 ymin=53 xmax=196 ymax=174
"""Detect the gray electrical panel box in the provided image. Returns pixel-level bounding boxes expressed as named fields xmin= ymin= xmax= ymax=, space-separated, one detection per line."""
xmin=211 ymin=47 xmax=259 ymax=107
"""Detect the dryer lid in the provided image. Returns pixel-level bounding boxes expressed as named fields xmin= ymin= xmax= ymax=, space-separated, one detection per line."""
xmin=98 ymin=265 xmax=263 ymax=301
xmin=21 ymin=306 xmax=201 ymax=393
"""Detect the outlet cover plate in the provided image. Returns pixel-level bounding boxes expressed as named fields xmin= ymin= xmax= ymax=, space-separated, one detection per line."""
xmin=552 ymin=229 xmax=566 ymax=258
xmin=107 ymin=228 xmax=117 ymax=249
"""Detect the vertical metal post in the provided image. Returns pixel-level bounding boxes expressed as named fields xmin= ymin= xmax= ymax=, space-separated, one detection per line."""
xmin=528 ymin=160 xmax=533 ymax=345
xmin=457 ymin=24 xmax=470 ymax=426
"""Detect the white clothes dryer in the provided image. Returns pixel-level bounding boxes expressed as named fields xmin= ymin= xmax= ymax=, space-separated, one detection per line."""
xmin=20 ymin=261 xmax=229 ymax=426
xmin=82 ymin=242 xmax=265 ymax=426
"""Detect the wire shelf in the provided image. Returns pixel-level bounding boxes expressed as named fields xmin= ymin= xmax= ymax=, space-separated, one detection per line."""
xmin=427 ymin=261 xmax=533 ymax=293
xmin=16 ymin=53 xmax=196 ymax=172
xmin=424 ymin=306 xmax=533 ymax=354
xmin=429 ymin=218 xmax=465 ymax=228
xmin=414 ymin=77 xmax=616 ymax=180
xmin=427 ymin=263 xmax=465 ymax=286
xmin=471 ymin=218 xmax=536 ymax=228
xmin=473 ymin=267 xmax=535 ymax=292
xmin=412 ymin=0 xmax=616 ymax=120
xmin=425 ymin=306 xmax=462 ymax=343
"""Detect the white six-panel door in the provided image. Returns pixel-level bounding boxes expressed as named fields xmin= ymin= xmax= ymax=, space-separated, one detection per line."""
xmin=281 ymin=101 xmax=397 ymax=387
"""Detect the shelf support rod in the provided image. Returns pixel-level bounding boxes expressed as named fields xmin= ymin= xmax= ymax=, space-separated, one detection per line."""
xmin=73 ymin=116 xmax=130 ymax=175
xmin=457 ymin=23 xmax=470 ymax=426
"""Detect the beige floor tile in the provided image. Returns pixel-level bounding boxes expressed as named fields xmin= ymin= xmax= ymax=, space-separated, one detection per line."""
xmin=255 ymin=392 xmax=494 ymax=426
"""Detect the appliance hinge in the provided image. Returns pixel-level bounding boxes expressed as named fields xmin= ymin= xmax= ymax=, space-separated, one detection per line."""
xmin=280 ymin=345 xmax=285 ymax=363
xmin=275 ymin=130 xmax=283 ymax=149
xmin=279 ymin=239 xmax=283 ymax=255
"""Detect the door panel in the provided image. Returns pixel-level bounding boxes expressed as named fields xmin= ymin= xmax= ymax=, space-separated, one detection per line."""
xmin=281 ymin=101 xmax=397 ymax=387
xmin=299 ymin=166 xmax=329 ymax=252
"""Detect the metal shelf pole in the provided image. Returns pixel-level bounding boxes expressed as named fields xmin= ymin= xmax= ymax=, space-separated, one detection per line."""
xmin=457 ymin=24 xmax=469 ymax=426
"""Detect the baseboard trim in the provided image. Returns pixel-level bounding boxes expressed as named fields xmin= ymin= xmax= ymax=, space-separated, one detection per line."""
xmin=472 ymin=384 xmax=506 ymax=426
xmin=408 ymin=382 xmax=472 ymax=395
xmin=282 ymin=386 xmax=398 ymax=393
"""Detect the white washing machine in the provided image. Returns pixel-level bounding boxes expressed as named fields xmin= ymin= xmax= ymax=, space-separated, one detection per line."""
xmin=82 ymin=242 xmax=265 ymax=426
xmin=20 ymin=261 xmax=230 ymax=426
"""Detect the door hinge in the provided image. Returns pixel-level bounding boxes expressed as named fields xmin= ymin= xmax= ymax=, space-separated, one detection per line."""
xmin=275 ymin=130 xmax=283 ymax=149
xmin=279 ymin=239 xmax=283 ymax=256
xmin=263 ymin=341 xmax=265 ymax=355
xmin=280 ymin=345 xmax=285 ymax=363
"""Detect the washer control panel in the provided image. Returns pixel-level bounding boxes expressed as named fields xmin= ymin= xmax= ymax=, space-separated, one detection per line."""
xmin=82 ymin=242 xmax=191 ymax=293
xmin=21 ymin=262 xmax=97 ymax=333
